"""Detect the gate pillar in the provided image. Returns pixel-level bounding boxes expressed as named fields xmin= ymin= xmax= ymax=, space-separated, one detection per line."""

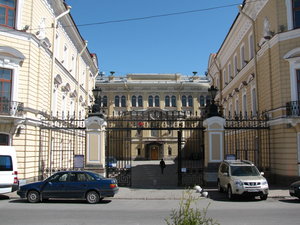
xmin=203 ymin=116 xmax=225 ymax=185
xmin=85 ymin=116 xmax=107 ymax=175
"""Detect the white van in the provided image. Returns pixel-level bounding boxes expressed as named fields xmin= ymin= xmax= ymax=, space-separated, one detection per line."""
xmin=0 ymin=146 xmax=19 ymax=194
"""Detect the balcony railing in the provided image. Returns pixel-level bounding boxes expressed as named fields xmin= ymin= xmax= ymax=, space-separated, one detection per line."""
xmin=286 ymin=101 xmax=300 ymax=116
xmin=0 ymin=101 xmax=24 ymax=117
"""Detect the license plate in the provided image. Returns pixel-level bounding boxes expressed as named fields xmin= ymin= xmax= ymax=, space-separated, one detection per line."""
xmin=248 ymin=189 xmax=259 ymax=192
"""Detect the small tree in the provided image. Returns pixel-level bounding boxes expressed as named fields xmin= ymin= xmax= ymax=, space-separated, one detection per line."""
xmin=165 ymin=189 xmax=219 ymax=225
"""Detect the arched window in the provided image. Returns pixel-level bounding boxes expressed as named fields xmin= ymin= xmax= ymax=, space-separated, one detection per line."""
xmin=115 ymin=96 xmax=120 ymax=107
xmin=200 ymin=96 xmax=205 ymax=106
xmin=103 ymin=96 xmax=108 ymax=107
xmin=132 ymin=95 xmax=137 ymax=107
xmin=188 ymin=95 xmax=193 ymax=107
xmin=0 ymin=133 xmax=9 ymax=145
xmin=148 ymin=96 xmax=153 ymax=107
xmin=182 ymin=95 xmax=187 ymax=107
xmin=155 ymin=95 xmax=160 ymax=107
xmin=138 ymin=95 xmax=143 ymax=107
xmin=165 ymin=96 xmax=170 ymax=107
xmin=171 ymin=96 xmax=176 ymax=107
xmin=121 ymin=95 xmax=126 ymax=107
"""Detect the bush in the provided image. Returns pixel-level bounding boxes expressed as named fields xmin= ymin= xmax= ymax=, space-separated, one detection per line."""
xmin=165 ymin=189 xmax=219 ymax=225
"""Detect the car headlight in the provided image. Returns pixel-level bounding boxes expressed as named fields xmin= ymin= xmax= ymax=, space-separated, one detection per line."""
xmin=235 ymin=180 xmax=243 ymax=186
xmin=262 ymin=180 xmax=268 ymax=186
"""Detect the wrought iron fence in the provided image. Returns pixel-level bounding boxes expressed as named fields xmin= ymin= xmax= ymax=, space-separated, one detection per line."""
xmin=0 ymin=100 xmax=24 ymax=116
xmin=286 ymin=101 xmax=300 ymax=116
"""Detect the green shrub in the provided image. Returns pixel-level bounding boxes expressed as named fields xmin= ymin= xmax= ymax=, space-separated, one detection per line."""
xmin=165 ymin=189 xmax=219 ymax=225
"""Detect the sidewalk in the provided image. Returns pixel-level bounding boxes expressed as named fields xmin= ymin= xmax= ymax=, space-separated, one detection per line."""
xmin=2 ymin=186 xmax=291 ymax=200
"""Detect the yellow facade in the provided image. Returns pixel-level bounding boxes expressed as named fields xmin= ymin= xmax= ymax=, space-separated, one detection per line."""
xmin=0 ymin=0 xmax=98 ymax=181
xmin=208 ymin=0 xmax=300 ymax=183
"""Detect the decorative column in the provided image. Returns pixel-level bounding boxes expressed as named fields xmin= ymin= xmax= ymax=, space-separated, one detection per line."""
xmin=203 ymin=116 xmax=226 ymax=184
xmin=85 ymin=116 xmax=107 ymax=175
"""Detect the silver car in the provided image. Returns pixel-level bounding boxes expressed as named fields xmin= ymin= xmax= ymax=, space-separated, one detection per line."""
xmin=217 ymin=160 xmax=269 ymax=200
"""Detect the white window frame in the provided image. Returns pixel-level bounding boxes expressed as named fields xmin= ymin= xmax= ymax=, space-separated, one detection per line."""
xmin=223 ymin=69 xmax=227 ymax=86
xmin=63 ymin=44 xmax=68 ymax=67
xmin=286 ymin=0 xmax=294 ymax=30
xmin=234 ymin=54 xmax=238 ymax=76
xmin=240 ymin=44 xmax=246 ymax=68
xmin=248 ymin=33 xmax=254 ymax=60
xmin=251 ymin=86 xmax=257 ymax=115
xmin=228 ymin=63 xmax=232 ymax=81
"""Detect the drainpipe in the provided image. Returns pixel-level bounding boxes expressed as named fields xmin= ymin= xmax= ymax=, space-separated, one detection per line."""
xmin=76 ymin=40 xmax=88 ymax=118
xmin=238 ymin=5 xmax=260 ymax=114
xmin=50 ymin=5 xmax=71 ymax=116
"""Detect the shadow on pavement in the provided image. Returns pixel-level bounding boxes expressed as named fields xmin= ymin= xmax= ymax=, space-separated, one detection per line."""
xmin=8 ymin=199 xmax=112 ymax=204
xmin=0 ymin=194 xmax=10 ymax=200
xmin=207 ymin=190 xmax=265 ymax=202
xmin=279 ymin=198 xmax=300 ymax=204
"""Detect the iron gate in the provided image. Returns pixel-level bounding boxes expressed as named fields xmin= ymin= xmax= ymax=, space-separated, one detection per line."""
xmin=225 ymin=113 xmax=270 ymax=171
xmin=105 ymin=110 xmax=205 ymax=187
xmin=39 ymin=115 xmax=86 ymax=179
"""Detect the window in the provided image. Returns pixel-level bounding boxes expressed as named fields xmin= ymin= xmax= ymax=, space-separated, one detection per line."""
xmin=103 ymin=96 xmax=107 ymax=107
xmin=115 ymin=96 xmax=120 ymax=107
xmin=63 ymin=45 xmax=68 ymax=67
xmin=121 ymin=95 xmax=126 ymax=107
xmin=240 ymin=45 xmax=246 ymax=68
xmin=148 ymin=95 xmax=153 ymax=107
xmin=251 ymin=88 xmax=257 ymax=115
xmin=234 ymin=54 xmax=238 ymax=75
xmin=249 ymin=34 xmax=254 ymax=59
xmin=0 ymin=0 xmax=16 ymax=28
xmin=137 ymin=148 xmax=141 ymax=156
xmin=0 ymin=68 xmax=12 ymax=107
xmin=0 ymin=133 xmax=9 ymax=145
xmin=206 ymin=96 xmax=211 ymax=105
xmin=228 ymin=64 xmax=232 ymax=81
xmin=235 ymin=99 xmax=239 ymax=115
xmin=182 ymin=95 xmax=187 ymax=107
xmin=243 ymin=94 xmax=247 ymax=116
xmin=199 ymin=96 xmax=205 ymax=106
xmin=154 ymin=95 xmax=159 ymax=107
xmin=293 ymin=0 xmax=300 ymax=28
xmin=171 ymin=95 xmax=176 ymax=107
xmin=223 ymin=69 xmax=227 ymax=86
xmin=188 ymin=95 xmax=193 ymax=107
xmin=165 ymin=96 xmax=170 ymax=107
xmin=132 ymin=95 xmax=137 ymax=107
xmin=138 ymin=95 xmax=143 ymax=107
xmin=0 ymin=155 xmax=12 ymax=171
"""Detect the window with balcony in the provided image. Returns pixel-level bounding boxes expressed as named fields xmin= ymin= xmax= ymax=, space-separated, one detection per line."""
xmin=132 ymin=95 xmax=137 ymax=107
xmin=165 ymin=95 xmax=170 ymax=107
xmin=0 ymin=68 xmax=12 ymax=114
xmin=0 ymin=0 xmax=16 ymax=28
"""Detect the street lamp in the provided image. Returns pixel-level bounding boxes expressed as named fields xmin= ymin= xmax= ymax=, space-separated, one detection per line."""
xmin=89 ymin=86 xmax=105 ymax=117
xmin=207 ymin=85 xmax=220 ymax=117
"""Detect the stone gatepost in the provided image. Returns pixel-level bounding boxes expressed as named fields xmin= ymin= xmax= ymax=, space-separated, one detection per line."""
xmin=85 ymin=116 xmax=107 ymax=176
xmin=203 ymin=116 xmax=226 ymax=185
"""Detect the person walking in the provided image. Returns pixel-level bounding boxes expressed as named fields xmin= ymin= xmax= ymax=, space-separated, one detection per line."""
xmin=159 ymin=158 xmax=166 ymax=174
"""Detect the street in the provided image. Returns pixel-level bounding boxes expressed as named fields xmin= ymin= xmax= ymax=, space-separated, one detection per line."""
xmin=0 ymin=195 xmax=300 ymax=225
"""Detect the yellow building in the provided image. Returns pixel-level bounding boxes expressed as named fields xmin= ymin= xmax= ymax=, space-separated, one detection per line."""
xmin=97 ymin=73 xmax=210 ymax=160
xmin=0 ymin=0 xmax=98 ymax=182
xmin=207 ymin=0 xmax=300 ymax=183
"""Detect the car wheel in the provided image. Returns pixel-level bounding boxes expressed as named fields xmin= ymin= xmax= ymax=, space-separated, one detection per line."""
xmin=217 ymin=180 xmax=223 ymax=193
xmin=86 ymin=191 xmax=100 ymax=204
xmin=27 ymin=190 xmax=40 ymax=203
xmin=227 ymin=186 xmax=234 ymax=200
xmin=260 ymin=194 xmax=268 ymax=200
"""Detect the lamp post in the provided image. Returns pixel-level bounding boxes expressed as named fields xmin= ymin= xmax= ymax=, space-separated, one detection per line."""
xmin=207 ymin=85 xmax=221 ymax=117
xmin=89 ymin=86 xmax=105 ymax=118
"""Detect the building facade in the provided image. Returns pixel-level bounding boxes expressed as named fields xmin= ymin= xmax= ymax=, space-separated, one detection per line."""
xmin=207 ymin=0 xmax=300 ymax=183
xmin=96 ymin=73 xmax=210 ymax=160
xmin=0 ymin=0 xmax=98 ymax=181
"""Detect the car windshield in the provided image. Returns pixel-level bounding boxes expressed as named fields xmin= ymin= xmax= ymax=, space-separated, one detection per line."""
xmin=230 ymin=166 xmax=260 ymax=176
xmin=91 ymin=172 xmax=104 ymax=180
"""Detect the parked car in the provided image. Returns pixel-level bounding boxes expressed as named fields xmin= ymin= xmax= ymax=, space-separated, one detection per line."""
xmin=289 ymin=180 xmax=300 ymax=199
xmin=0 ymin=146 xmax=19 ymax=194
xmin=106 ymin=157 xmax=117 ymax=168
xmin=17 ymin=171 xmax=118 ymax=204
xmin=217 ymin=160 xmax=269 ymax=200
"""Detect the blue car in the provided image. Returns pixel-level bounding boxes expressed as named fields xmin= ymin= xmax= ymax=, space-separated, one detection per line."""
xmin=17 ymin=171 xmax=118 ymax=204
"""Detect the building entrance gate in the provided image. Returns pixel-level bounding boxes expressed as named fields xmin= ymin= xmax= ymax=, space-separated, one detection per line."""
xmin=105 ymin=110 xmax=205 ymax=187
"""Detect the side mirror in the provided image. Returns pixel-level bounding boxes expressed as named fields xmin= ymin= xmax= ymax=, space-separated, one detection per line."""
xmin=260 ymin=172 xmax=264 ymax=176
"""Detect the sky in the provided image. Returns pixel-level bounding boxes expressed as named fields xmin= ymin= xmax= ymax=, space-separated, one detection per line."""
xmin=67 ymin=0 xmax=243 ymax=77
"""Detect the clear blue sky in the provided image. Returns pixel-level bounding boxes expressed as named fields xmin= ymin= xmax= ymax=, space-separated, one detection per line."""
xmin=67 ymin=0 xmax=243 ymax=76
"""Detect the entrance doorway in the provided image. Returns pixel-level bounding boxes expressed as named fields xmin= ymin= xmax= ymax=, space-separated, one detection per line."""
xmin=150 ymin=145 xmax=159 ymax=160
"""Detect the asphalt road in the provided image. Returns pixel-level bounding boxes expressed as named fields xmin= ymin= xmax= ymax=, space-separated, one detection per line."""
xmin=0 ymin=196 xmax=300 ymax=225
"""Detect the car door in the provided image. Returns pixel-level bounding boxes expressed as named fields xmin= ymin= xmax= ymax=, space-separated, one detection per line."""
xmin=63 ymin=172 xmax=89 ymax=198
xmin=42 ymin=172 xmax=69 ymax=198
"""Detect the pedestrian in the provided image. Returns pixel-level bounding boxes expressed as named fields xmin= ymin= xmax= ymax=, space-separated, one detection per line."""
xmin=159 ymin=158 xmax=166 ymax=174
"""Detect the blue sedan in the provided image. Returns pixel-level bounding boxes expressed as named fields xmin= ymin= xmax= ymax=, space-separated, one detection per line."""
xmin=17 ymin=171 xmax=118 ymax=204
